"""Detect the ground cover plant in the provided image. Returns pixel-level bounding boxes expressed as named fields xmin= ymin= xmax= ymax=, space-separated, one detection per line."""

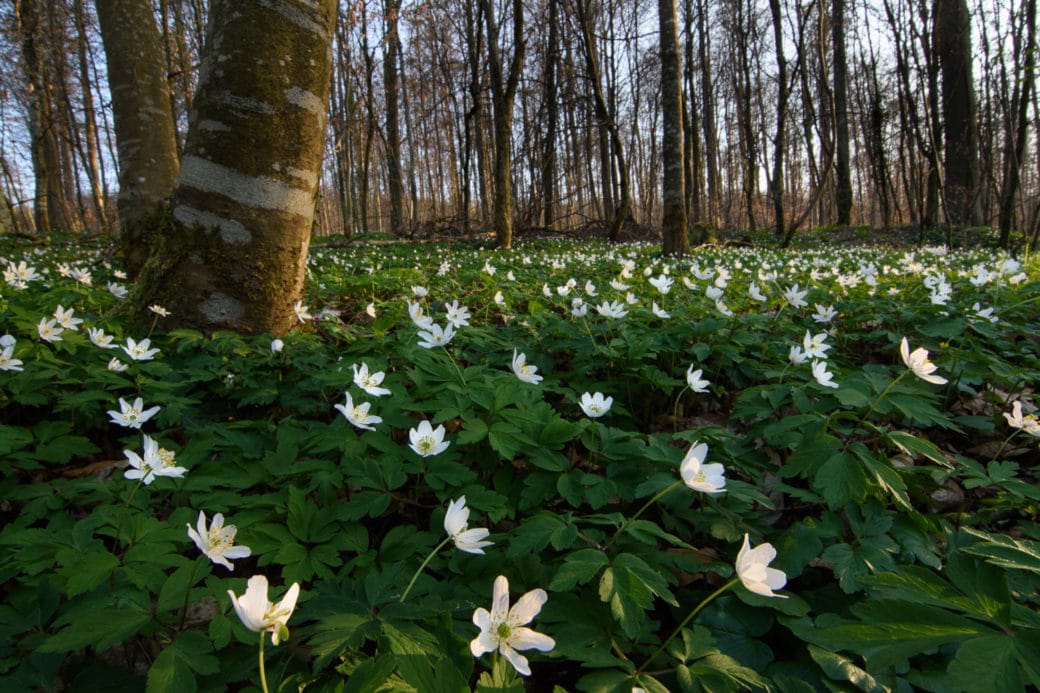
xmin=2 ymin=236 xmax=1040 ymax=692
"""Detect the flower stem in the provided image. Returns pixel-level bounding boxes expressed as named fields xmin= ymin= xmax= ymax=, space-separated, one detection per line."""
xmin=990 ymin=431 xmax=1020 ymax=462
xmin=113 ymin=478 xmax=144 ymax=554
xmin=636 ymin=578 xmax=739 ymax=676
xmin=400 ymin=536 xmax=452 ymax=602
xmin=672 ymin=386 xmax=690 ymax=433
xmin=177 ymin=556 xmax=203 ymax=631
xmin=603 ymin=480 xmax=683 ymax=551
xmin=857 ymin=370 xmax=907 ymax=426
xmin=258 ymin=631 xmax=269 ymax=693
xmin=441 ymin=346 xmax=466 ymax=385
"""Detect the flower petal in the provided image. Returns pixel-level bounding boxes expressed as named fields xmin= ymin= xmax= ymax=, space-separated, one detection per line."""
xmin=508 ymin=588 xmax=548 ymax=626
xmin=508 ymin=626 xmax=555 ymax=652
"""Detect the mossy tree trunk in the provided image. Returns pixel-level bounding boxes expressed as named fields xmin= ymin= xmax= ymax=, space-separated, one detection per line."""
xmin=96 ymin=0 xmax=180 ymax=278
xmin=126 ymin=0 xmax=337 ymax=335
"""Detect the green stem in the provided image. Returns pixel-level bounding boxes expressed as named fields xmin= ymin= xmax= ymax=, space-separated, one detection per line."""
xmin=636 ymin=578 xmax=739 ymax=676
xmin=113 ymin=478 xmax=144 ymax=554
xmin=990 ymin=431 xmax=1021 ymax=463
xmin=672 ymin=385 xmax=690 ymax=433
xmin=603 ymin=480 xmax=684 ymax=551
xmin=177 ymin=556 xmax=203 ymax=631
xmin=441 ymin=346 xmax=466 ymax=385
xmin=400 ymin=536 xmax=452 ymax=602
xmin=258 ymin=631 xmax=269 ymax=693
xmin=857 ymin=370 xmax=908 ymax=426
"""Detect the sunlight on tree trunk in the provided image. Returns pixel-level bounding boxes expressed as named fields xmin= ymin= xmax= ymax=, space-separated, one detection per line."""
xmin=125 ymin=0 xmax=336 ymax=335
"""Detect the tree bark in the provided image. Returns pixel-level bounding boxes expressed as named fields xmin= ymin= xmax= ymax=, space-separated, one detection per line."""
xmin=125 ymin=0 xmax=336 ymax=335
xmin=767 ymin=0 xmax=789 ymax=237
xmin=660 ymin=0 xmax=688 ymax=255
xmin=998 ymin=0 xmax=1036 ymax=247
xmin=384 ymin=0 xmax=406 ymax=234
xmin=934 ymin=0 xmax=981 ymax=226
xmin=540 ymin=0 xmax=559 ymax=231
xmin=97 ymin=0 xmax=180 ymax=277
xmin=832 ymin=0 xmax=852 ymax=225
xmin=481 ymin=0 xmax=525 ymax=248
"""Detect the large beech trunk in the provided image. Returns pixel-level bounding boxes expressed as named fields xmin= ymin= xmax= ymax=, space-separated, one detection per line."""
xmin=124 ymin=0 xmax=337 ymax=335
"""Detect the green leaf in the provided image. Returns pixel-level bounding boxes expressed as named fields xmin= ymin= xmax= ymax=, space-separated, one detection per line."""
xmin=810 ymin=601 xmax=992 ymax=669
xmin=813 ymin=452 xmax=867 ymax=509
xmin=961 ymin=528 xmax=1040 ymax=575
xmin=808 ymin=645 xmax=887 ymax=693
xmin=342 ymin=654 xmax=397 ymax=693
xmin=885 ymin=430 xmax=951 ymax=467
xmin=456 ymin=417 xmax=489 ymax=445
xmin=549 ymin=549 xmax=608 ymax=591
xmin=40 ymin=606 xmax=151 ymax=653
xmin=949 ymin=634 xmax=1021 ymax=693
xmin=146 ymin=646 xmax=196 ymax=693
xmin=59 ymin=550 xmax=119 ymax=598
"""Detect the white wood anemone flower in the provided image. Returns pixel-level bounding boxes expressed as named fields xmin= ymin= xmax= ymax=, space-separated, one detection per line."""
xmin=735 ymin=533 xmax=787 ymax=598
xmin=335 ymin=392 xmax=382 ymax=431
xmin=351 ymin=362 xmax=391 ymax=397
xmin=187 ymin=510 xmax=252 ymax=571
xmin=511 ymin=349 xmax=543 ymax=384
xmin=900 ymin=337 xmax=948 ymax=385
xmin=679 ymin=442 xmax=726 ymax=494
xmin=579 ymin=391 xmax=613 ymax=418
xmin=227 ymin=575 xmax=300 ymax=646
xmin=471 ymin=575 xmax=555 ymax=676
xmin=444 ymin=496 xmax=493 ymax=554
xmin=409 ymin=420 xmax=450 ymax=457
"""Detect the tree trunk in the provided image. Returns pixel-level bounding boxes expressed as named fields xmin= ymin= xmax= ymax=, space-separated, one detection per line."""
xmin=481 ymin=0 xmax=525 ymax=248
xmin=832 ymin=0 xmax=852 ymax=225
xmin=97 ymin=0 xmax=180 ymax=277
xmin=73 ymin=0 xmax=107 ymax=230
xmin=934 ymin=0 xmax=980 ymax=226
xmin=660 ymin=0 xmax=688 ymax=255
xmin=767 ymin=0 xmax=789 ymax=237
xmin=998 ymin=0 xmax=1036 ymax=247
xmin=384 ymin=0 xmax=405 ymax=234
xmin=697 ymin=0 xmax=719 ymax=232
xmin=125 ymin=0 xmax=336 ymax=335
xmin=540 ymin=0 xmax=559 ymax=231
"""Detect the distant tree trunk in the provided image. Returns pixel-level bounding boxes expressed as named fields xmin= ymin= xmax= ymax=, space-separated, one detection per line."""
xmin=540 ymin=0 xmax=559 ymax=231
xmin=934 ymin=0 xmax=980 ymax=226
xmin=73 ymin=0 xmax=107 ymax=230
xmin=481 ymin=0 xmax=524 ymax=248
xmin=682 ymin=0 xmax=704 ymax=236
xmin=17 ymin=0 xmax=62 ymax=234
xmin=864 ymin=55 xmax=893 ymax=227
xmin=384 ymin=0 xmax=405 ymax=234
xmin=660 ymin=0 xmax=688 ymax=255
xmin=998 ymin=0 xmax=1036 ymax=247
xmin=696 ymin=0 xmax=719 ymax=231
xmin=125 ymin=0 xmax=336 ymax=334
xmin=767 ymin=0 xmax=789 ymax=237
xmin=97 ymin=0 xmax=180 ymax=277
xmin=832 ymin=0 xmax=852 ymax=225
xmin=576 ymin=0 xmax=634 ymax=242
xmin=359 ymin=2 xmax=377 ymax=232
xmin=919 ymin=0 xmax=943 ymax=228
